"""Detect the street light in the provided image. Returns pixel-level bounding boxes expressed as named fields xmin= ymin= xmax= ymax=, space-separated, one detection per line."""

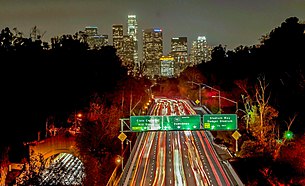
xmin=116 ymin=155 xmax=124 ymax=171
xmin=149 ymin=83 xmax=158 ymax=98
xmin=212 ymin=95 xmax=238 ymax=113
xmin=187 ymin=81 xmax=203 ymax=106
xmin=201 ymin=84 xmax=221 ymax=113
xmin=126 ymin=139 xmax=132 ymax=153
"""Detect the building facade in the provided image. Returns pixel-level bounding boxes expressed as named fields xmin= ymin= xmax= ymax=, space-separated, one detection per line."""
xmin=112 ymin=24 xmax=124 ymax=57
xmin=170 ymin=37 xmax=189 ymax=75
xmin=160 ymin=56 xmax=175 ymax=77
xmin=190 ymin=36 xmax=211 ymax=65
xmin=127 ymin=15 xmax=139 ymax=68
xmin=121 ymin=35 xmax=135 ymax=68
xmin=142 ymin=28 xmax=163 ymax=78
xmin=85 ymin=26 xmax=108 ymax=49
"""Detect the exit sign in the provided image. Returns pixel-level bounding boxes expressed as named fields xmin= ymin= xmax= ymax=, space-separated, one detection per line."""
xmin=130 ymin=115 xmax=201 ymax=132
xmin=203 ymin=114 xmax=237 ymax=131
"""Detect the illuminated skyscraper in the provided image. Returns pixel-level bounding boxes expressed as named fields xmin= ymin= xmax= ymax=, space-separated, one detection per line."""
xmin=112 ymin=24 xmax=124 ymax=57
xmin=190 ymin=36 xmax=211 ymax=65
xmin=85 ymin=26 xmax=108 ymax=49
xmin=170 ymin=37 xmax=188 ymax=74
xmin=121 ymin=35 xmax=135 ymax=68
xmin=170 ymin=37 xmax=188 ymax=63
xmin=127 ymin=15 xmax=138 ymax=67
xmin=142 ymin=28 xmax=163 ymax=78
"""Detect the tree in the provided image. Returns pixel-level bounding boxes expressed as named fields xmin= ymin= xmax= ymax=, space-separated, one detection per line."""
xmin=255 ymin=75 xmax=278 ymax=146
xmin=238 ymin=75 xmax=279 ymax=157
xmin=14 ymin=152 xmax=50 ymax=186
xmin=76 ymin=98 xmax=123 ymax=186
xmin=0 ymin=27 xmax=13 ymax=51
xmin=273 ymin=113 xmax=297 ymax=160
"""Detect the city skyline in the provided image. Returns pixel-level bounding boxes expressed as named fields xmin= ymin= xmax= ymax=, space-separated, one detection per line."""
xmin=1 ymin=0 xmax=304 ymax=54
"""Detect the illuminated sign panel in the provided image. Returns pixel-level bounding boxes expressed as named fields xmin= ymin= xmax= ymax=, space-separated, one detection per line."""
xmin=203 ymin=114 xmax=237 ymax=130
xmin=130 ymin=115 xmax=201 ymax=132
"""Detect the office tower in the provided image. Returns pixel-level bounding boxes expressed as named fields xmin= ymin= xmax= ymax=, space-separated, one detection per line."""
xmin=127 ymin=15 xmax=139 ymax=67
xmin=112 ymin=24 xmax=124 ymax=57
xmin=121 ymin=35 xmax=135 ymax=68
xmin=85 ymin=26 xmax=108 ymax=49
xmin=170 ymin=37 xmax=188 ymax=63
xmin=190 ymin=36 xmax=211 ymax=65
xmin=170 ymin=37 xmax=188 ymax=75
xmin=142 ymin=28 xmax=163 ymax=78
xmin=160 ymin=56 xmax=174 ymax=77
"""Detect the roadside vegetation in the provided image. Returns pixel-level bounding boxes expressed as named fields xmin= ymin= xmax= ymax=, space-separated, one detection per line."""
xmin=1 ymin=16 xmax=304 ymax=185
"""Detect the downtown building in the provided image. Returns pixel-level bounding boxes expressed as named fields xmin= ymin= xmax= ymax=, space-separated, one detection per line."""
xmin=142 ymin=28 xmax=163 ymax=79
xmin=84 ymin=26 xmax=108 ymax=49
xmin=112 ymin=15 xmax=138 ymax=74
xmin=160 ymin=56 xmax=175 ymax=77
xmin=112 ymin=24 xmax=124 ymax=58
xmin=127 ymin=15 xmax=139 ymax=70
xmin=170 ymin=37 xmax=189 ymax=76
xmin=190 ymin=36 xmax=212 ymax=65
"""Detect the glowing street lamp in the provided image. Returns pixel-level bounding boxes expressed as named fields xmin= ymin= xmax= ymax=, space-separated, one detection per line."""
xmin=116 ymin=155 xmax=124 ymax=171
xmin=126 ymin=139 xmax=132 ymax=153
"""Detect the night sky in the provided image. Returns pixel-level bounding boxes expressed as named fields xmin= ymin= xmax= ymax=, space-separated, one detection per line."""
xmin=1 ymin=0 xmax=304 ymax=54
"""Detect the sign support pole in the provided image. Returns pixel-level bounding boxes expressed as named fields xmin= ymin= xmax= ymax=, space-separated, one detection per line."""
xmin=235 ymin=139 xmax=238 ymax=153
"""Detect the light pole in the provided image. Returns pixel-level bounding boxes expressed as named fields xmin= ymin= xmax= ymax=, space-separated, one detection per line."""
xmin=187 ymin=81 xmax=202 ymax=105
xmin=212 ymin=95 xmax=238 ymax=113
xmin=116 ymin=155 xmax=124 ymax=171
xmin=201 ymin=84 xmax=221 ymax=113
xmin=149 ymin=82 xmax=158 ymax=98
xmin=126 ymin=139 xmax=132 ymax=153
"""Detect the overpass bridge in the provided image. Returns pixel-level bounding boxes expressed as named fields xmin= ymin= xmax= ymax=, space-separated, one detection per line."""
xmin=28 ymin=132 xmax=78 ymax=162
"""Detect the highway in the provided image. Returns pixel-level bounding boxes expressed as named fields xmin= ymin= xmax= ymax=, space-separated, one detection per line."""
xmin=118 ymin=97 xmax=232 ymax=186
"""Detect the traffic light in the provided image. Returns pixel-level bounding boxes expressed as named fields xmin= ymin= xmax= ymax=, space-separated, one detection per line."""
xmin=284 ymin=130 xmax=294 ymax=140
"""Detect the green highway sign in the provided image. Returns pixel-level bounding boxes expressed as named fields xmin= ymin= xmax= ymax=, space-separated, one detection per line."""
xmin=130 ymin=115 xmax=201 ymax=132
xmin=203 ymin=114 xmax=237 ymax=131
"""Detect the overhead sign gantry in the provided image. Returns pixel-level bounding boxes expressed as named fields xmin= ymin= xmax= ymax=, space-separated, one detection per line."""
xmin=130 ymin=115 xmax=201 ymax=132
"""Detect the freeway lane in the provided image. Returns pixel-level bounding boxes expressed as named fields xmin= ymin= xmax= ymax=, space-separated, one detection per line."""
xmin=119 ymin=97 xmax=232 ymax=186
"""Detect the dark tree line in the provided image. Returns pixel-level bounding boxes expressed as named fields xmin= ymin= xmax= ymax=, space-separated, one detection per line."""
xmin=1 ymin=16 xmax=305 ymax=185
xmin=0 ymin=27 xmax=131 ymax=162
xmin=178 ymin=16 xmax=305 ymax=185
xmin=188 ymin=17 xmax=305 ymax=134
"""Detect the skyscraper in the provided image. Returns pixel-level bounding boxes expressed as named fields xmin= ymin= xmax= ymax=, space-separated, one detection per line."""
xmin=142 ymin=28 xmax=163 ymax=78
xmin=127 ymin=15 xmax=139 ymax=67
xmin=122 ymin=35 xmax=135 ymax=67
xmin=170 ymin=37 xmax=188 ymax=64
xmin=190 ymin=36 xmax=211 ymax=65
xmin=85 ymin=26 xmax=108 ymax=49
xmin=170 ymin=37 xmax=188 ymax=75
xmin=112 ymin=24 xmax=124 ymax=57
